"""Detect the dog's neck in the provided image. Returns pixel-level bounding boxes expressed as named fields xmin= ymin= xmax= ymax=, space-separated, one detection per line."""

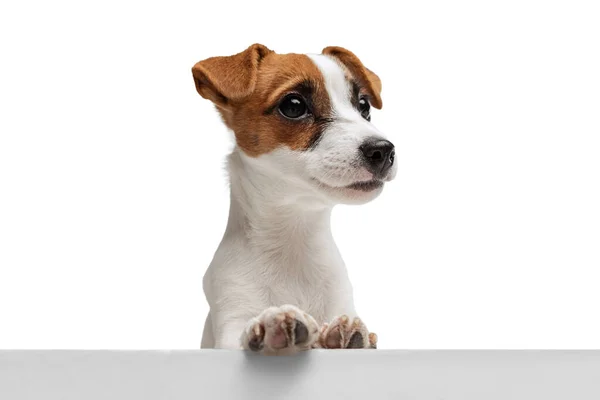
xmin=223 ymin=148 xmax=337 ymax=262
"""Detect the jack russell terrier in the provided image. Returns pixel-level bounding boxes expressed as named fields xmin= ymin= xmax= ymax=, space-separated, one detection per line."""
xmin=192 ymin=44 xmax=396 ymax=355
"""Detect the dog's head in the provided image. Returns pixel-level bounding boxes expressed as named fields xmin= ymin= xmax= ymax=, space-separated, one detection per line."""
xmin=192 ymin=44 xmax=396 ymax=205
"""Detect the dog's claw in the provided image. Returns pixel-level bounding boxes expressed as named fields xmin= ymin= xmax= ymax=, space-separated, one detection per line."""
xmin=294 ymin=320 xmax=309 ymax=344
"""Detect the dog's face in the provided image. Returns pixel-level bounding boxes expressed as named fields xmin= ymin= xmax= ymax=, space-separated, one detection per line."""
xmin=192 ymin=44 xmax=397 ymax=205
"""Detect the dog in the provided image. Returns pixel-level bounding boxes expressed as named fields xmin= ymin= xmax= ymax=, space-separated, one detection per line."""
xmin=192 ymin=44 xmax=396 ymax=354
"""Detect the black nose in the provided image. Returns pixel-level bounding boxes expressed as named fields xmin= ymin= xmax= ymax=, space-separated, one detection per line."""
xmin=359 ymin=138 xmax=395 ymax=177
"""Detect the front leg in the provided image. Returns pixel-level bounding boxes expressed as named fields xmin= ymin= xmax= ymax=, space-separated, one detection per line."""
xmin=316 ymin=315 xmax=378 ymax=349
xmin=240 ymin=305 xmax=320 ymax=355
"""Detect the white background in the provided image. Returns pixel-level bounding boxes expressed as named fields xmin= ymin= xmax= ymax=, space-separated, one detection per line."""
xmin=1 ymin=0 xmax=599 ymax=349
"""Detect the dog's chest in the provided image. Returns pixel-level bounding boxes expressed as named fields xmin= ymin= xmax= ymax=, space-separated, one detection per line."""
xmin=267 ymin=268 xmax=328 ymax=322
xmin=253 ymin=246 xmax=344 ymax=324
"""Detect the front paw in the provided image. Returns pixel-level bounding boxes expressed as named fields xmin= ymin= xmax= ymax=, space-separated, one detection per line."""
xmin=240 ymin=305 xmax=320 ymax=355
xmin=317 ymin=315 xmax=378 ymax=349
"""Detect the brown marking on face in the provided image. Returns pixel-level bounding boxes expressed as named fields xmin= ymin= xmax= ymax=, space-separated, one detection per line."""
xmin=228 ymin=53 xmax=333 ymax=156
xmin=192 ymin=44 xmax=333 ymax=157
xmin=326 ymin=61 xmax=369 ymax=109
xmin=322 ymin=46 xmax=383 ymax=109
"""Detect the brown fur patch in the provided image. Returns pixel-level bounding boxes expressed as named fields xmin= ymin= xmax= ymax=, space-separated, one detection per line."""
xmin=192 ymin=44 xmax=332 ymax=156
xmin=227 ymin=53 xmax=332 ymax=156
xmin=192 ymin=44 xmax=273 ymax=108
xmin=322 ymin=46 xmax=383 ymax=109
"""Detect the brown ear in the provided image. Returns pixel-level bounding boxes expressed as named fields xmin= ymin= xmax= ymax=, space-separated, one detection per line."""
xmin=192 ymin=43 xmax=273 ymax=108
xmin=322 ymin=46 xmax=383 ymax=109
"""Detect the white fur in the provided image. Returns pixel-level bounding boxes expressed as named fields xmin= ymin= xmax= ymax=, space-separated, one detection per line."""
xmin=200 ymin=54 xmax=397 ymax=351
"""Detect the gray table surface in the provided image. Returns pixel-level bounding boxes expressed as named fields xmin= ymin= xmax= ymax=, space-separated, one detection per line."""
xmin=1 ymin=350 xmax=599 ymax=399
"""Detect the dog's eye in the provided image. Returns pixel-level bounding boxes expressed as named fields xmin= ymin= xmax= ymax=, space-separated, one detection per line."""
xmin=279 ymin=95 xmax=308 ymax=119
xmin=359 ymin=97 xmax=371 ymax=121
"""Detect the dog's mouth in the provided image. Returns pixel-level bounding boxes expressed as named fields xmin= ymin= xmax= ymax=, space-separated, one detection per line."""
xmin=344 ymin=180 xmax=384 ymax=192
xmin=312 ymin=178 xmax=384 ymax=193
